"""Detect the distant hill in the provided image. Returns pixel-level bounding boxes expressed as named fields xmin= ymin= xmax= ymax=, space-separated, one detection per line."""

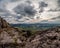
xmin=11 ymin=23 xmax=60 ymax=30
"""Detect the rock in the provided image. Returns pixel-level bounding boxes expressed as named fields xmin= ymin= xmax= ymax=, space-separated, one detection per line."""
xmin=0 ymin=17 xmax=25 ymax=48
xmin=24 ymin=27 xmax=60 ymax=48
xmin=0 ymin=17 xmax=10 ymax=28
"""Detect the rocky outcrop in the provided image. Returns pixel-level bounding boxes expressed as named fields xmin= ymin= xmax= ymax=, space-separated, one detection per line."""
xmin=0 ymin=17 xmax=10 ymax=28
xmin=24 ymin=27 xmax=60 ymax=48
xmin=0 ymin=17 xmax=26 ymax=48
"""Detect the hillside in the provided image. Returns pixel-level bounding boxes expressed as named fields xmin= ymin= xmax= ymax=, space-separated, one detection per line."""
xmin=0 ymin=17 xmax=27 ymax=48
xmin=25 ymin=26 xmax=60 ymax=48
xmin=0 ymin=17 xmax=60 ymax=48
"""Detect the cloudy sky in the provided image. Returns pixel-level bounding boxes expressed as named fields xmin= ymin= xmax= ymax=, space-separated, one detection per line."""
xmin=0 ymin=0 xmax=60 ymax=24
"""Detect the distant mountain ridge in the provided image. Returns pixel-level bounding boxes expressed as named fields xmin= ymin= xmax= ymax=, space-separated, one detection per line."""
xmin=11 ymin=23 xmax=60 ymax=30
xmin=11 ymin=23 xmax=60 ymax=27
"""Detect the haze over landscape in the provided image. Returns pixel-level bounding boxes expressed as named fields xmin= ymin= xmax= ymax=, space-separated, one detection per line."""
xmin=0 ymin=0 xmax=60 ymax=24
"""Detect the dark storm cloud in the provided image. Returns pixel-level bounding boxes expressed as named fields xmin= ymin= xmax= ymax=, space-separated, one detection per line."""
xmin=15 ymin=15 xmax=23 ymax=19
xmin=51 ymin=16 xmax=60 ymax=20
xmin=24 ymin=5 xmax=36 ymax=16
xmin=0 ymin=0 xmax=2 ymax=2
xmin=41 ymin=20 xmax=48 ymax=22
xmin=13 ymin=3 xmax=37 ymax=17
xmin=10 ymin=0 xmax=20 ymax=2
xmin=58 ymin=0 xmax=60 ymax=6
xmin=26 ymin=0 xmax=32 ymax=4
xmin=39 ymin=1 xmax=48 ymax=7
xmin=39 ymin=8 xmax=44 ymax=13
xmin=0 ymin=9 xmax=6 ymax=12
xmin=39 ymin=1 xmax=48 ymax=13
xmin=48 ymin=9 xmax=60 ymax=12
xmin=0 ymin=0 xmax=20 ymax=3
